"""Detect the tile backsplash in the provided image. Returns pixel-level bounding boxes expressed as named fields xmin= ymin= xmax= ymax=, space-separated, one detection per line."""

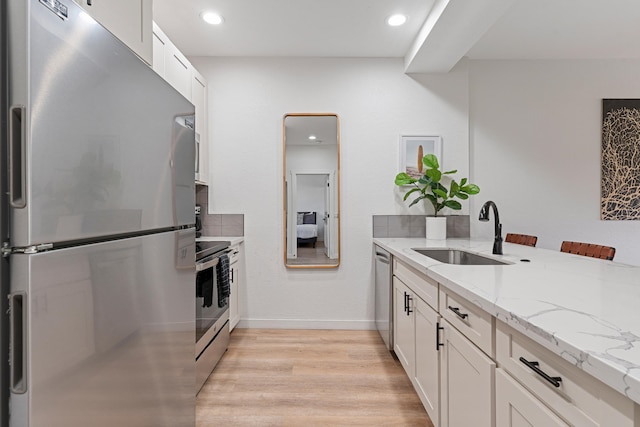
xmin=373 ymin=215 xmax=470 ymax=238
xmin=196 ymin=186 xmax=244 ymax=236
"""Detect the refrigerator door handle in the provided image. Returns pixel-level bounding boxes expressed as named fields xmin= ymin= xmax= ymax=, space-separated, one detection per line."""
xmin=9 ymin=105 xmax=27 ymax=208
xmin=9 ymin=291 xmax=28 ymax=394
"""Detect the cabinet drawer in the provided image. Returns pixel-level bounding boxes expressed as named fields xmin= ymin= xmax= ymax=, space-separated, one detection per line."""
xmin=393 ymin=258 xmax=438 ymax=310
xmin=496 ymin=321 xmax=637 ymax=427
xmin=496 ymin=368 xmax=569 ymax=427
xmin=439 ymin=288 xmax=494 ymax=357
xmin=228 ymin=245 xmax=240 ymax=264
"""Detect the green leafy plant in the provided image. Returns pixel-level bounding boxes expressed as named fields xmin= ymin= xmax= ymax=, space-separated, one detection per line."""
xmin=395 ymin=154 xmax=480 ymax=216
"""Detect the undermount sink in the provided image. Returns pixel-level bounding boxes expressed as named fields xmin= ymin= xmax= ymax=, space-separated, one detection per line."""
xmin=412 ymin=249 xmax=510 ymax=266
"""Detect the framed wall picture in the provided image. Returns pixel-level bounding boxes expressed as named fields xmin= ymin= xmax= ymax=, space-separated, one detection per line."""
xmin=399 ymin=135 xmax=442 ymax=179
xmin=602 ymin=99 xmax=640 ymax=220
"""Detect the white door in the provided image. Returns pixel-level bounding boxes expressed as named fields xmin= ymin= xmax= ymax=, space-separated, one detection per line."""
xmin=327 ymin=171 xmax=338 ymax=259
xmin=287 ymin=172 xmax=297 ymax=259
xmin=324 ymin=175 xmax=331 ymax=257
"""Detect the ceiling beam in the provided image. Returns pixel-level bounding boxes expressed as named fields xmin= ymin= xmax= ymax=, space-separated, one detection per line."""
xmin=404 ymin=0 xmax=516 ymax=73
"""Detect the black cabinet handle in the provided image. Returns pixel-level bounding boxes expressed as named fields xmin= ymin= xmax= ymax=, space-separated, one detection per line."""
xmin=436 ymin=322 xmax=444 ymax=351
xmin=406 ymin=294 xmax=413 ymax=315
xmin=448 ymin=305 xmax=468 ymax=320
xmin=403 ymin=292 xmax=408 ymax=314
xmin=519 ymin=357 xmax=562 ymax=388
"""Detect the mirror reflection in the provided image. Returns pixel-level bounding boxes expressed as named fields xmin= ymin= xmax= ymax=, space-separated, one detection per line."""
xmin=283 ymin=114 xmax=340 ymax=268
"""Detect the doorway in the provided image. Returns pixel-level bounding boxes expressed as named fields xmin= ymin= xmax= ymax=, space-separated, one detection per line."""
xmin=286 ymin=170 xmax=337 ymax=265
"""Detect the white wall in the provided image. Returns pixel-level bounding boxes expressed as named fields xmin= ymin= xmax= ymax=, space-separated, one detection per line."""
xmin=286 ymin=144 xmax=337 ymax=171
xmin=469 ymin=59 xmax=640 ymax=265
xmin=190 ymin=57 xmax=469 ymax=328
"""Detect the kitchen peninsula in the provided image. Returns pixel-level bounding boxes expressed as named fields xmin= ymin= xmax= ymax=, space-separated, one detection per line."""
xmin=375 ymin=237 xmax=640 ymax=426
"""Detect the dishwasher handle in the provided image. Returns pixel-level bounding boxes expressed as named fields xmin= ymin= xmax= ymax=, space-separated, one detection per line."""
xmin=375 ymin=252 xmax=390 ymax=264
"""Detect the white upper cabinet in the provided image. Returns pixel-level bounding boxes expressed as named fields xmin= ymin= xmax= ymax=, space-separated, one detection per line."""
xmin=151 ymin=24 xmax=167 ymax=78
xmin=152 ymin=22 xmax=209 ymax=185
xmin=76 ymin=0 xmax=152 ymax=65
xmin=152 ymin=23 xmax=191 ymax=99
xmin=191 ymin=69 xmax=209 ymax=185
xmin=164 ymin=44 xmax=191 ymax=100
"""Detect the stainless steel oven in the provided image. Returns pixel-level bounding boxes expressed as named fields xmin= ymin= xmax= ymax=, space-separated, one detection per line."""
xmin=195 ymin=240 xmax=231 ymax=393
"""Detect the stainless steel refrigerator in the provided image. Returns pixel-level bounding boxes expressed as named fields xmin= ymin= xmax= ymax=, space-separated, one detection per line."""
xmin=1 ymin=0 xmax=197 ymax=425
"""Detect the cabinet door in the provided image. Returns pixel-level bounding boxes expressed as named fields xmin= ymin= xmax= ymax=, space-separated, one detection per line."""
xmin=414 ymin=297 xmax=440 ymax=426
xmin=440 ymin=319 xmax=495 ymax=427
xmin=393 ymin=277 xmax=414 ymax=376
xmin=229 ymin=261 xmax=239 ymax=331
xmin=496 ymin=369 xmax=569 ymax=427
xmin=165 ymin=44 xmax=191 ymax=100
xmin=152 ymin=22 xmax=167 ymax=78
xmin=192 ymin=69 xmax=209 ymax=185
xmin=77 ymin=0 xmax=152 ymax=64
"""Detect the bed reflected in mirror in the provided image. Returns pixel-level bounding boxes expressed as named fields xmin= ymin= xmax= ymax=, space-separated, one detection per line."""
xmin=283 ymin=113 xmax=340 ymax=268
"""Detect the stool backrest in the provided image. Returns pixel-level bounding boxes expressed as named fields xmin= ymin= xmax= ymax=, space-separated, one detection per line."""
xmin=505 ymin=233 xmax=538 ymax=247
xmin=560 ymin=241 xmax=615 ymax=260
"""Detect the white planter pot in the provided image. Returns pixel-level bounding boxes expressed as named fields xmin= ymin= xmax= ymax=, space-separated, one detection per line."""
xmin=426 ymin=216 xmax=447 ymax=241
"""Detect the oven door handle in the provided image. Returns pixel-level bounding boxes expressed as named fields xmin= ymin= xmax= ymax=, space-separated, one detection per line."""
xmin=196 ymin=257 xmax=220 ymax=271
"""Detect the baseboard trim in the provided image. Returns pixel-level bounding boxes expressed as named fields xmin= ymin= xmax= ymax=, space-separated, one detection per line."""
xmin=236 ymin=318 xmax=376 ymax=330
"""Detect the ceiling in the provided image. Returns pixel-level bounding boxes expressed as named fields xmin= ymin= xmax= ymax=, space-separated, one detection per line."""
xmin=153 ymin=0 xmax=640 ymax=73
xmin=466 ymin=0 xmax=640 ymax=60
xmin=153 ymin=0 xmax=435 ymax=58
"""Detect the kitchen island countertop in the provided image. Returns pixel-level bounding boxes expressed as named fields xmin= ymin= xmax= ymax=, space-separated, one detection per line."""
xmin=374 ymin=237 xmax=640 ymax=405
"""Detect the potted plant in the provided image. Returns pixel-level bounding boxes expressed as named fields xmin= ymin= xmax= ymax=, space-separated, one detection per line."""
xmin=395 ymin=154 xmax=480 ymax=239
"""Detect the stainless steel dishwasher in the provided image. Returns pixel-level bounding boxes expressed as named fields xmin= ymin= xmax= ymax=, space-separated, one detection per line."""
xmin=374 ymin=246 xmax=393 ymax=350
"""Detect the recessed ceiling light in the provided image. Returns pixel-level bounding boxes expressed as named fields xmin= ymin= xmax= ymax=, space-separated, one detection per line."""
xmin=387 ymin=14 xmax=407 ymax=27
xmin=201 ymin=11 xmax=224 ymax=25
xmin=308 ymin=135 xmax=317 ymax=140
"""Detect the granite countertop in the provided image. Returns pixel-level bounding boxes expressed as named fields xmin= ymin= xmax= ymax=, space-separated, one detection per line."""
xmin=196 ymin=236 xmax=244 ymax=247
xmin=374 ymin=237 xmax=640 ymax=405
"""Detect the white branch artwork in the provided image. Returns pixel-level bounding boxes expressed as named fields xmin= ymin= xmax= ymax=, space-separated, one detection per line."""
xmin=601 ymin=100 xmax=640 ymax=220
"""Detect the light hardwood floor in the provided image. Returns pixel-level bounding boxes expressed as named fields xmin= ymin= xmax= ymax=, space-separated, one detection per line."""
xmin=197 ymin=329 xmax=434 ymax=427
xmin=287 ymin=242 xmax=339 ymax=266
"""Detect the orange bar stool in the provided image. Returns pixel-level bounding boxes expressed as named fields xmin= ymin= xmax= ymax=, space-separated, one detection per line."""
xmin=505 ymin=233 xmax=538 ymax=247
xmin=560 ymin=241 xmax=616 ymax=261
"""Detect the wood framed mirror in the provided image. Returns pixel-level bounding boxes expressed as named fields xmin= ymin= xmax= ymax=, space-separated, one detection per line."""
xmin=283 ymin=113 xmax=340 ymax=268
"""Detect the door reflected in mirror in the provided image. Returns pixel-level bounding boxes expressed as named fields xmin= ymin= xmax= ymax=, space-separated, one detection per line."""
xmin=283 ymin=113 xmax=340 ymax=268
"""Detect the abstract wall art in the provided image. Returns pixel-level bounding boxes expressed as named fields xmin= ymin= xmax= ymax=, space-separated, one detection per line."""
xmin=601 ymin=99 xmax=640 ymax=220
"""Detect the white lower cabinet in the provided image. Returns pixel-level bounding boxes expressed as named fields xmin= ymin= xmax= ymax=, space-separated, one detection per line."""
xmin=394 ymin=274 xmax=441 ymax=425
xmin=415 ymin=296 xmax=441 ymax=426
xmin=496 ymin=368 xmax=569 ymax=427
xmin=394 ymin=258 xmax=495 ymax=427
xmin=496 ymin=321 xmax=639 ymax=427
xmin=440 ymin=319 xmax=495 ymax=427
xmin=228 ymin=245 xmax=241 ymax=331
xmin=390 ymin=254 xmax=640 ymax=427
xmin=393 ymin=277 xmax=415 ymax=373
